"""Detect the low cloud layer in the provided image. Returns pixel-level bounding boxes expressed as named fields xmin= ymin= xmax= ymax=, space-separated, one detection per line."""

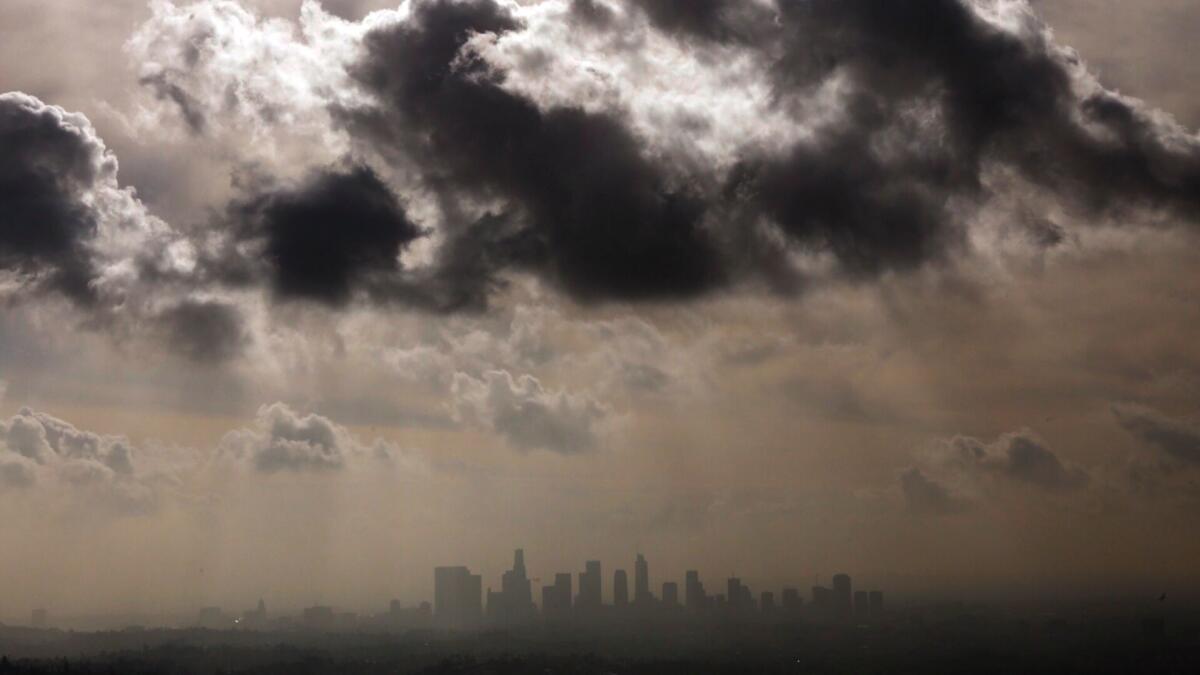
xmin=1113 ymin=403 xmax=1200 ymax=465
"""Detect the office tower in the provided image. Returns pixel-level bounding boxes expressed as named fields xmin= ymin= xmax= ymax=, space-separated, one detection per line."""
xmin=435 ymin=566 xmax=483 ymax=628
xmin=542 ymin=573 xmax=573 ymax=620
xmin=727 ymin=577 xmax=745 ymax=612
xmin=782 ymin=587 xmax=802 ymax=612
xmin=302 ymin=606 xmax=334 ymax=631
xmin=634 ymin=553 xmax=652 ymax=605
xmin=577 ymin=560 xmax=602 ymax=611
xmin=662 ymin=582 xmax=679 ymax=608
xmin=761 ymin=591 xmax=775 ymax=613
xmin=242 ymin=599 xmax=267 ymax=628
xmin=613 ymin=569 xmax=629 ymax=608
xmin=832 ymin=573 xmax=852 ymax=619
xmin=812 ymin=585 xmax=832 ymax=615
xmin=489 ymin=549 xmax=535 ymax=624
xmin=685 ymin=570 xmax=707 ymax=611
xmin=869 ymin=590 xmax=884 ymax=615
xmin=854 ymin=590 xmax=869 ymax=619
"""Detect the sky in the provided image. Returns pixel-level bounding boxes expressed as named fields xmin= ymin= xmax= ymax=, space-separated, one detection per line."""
xmin=2 ymin=0 xmax=1200 ymax=621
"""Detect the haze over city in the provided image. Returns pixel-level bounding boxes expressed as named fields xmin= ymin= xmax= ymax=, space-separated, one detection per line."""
xmin=2 ymin=0 xmax=1200 ymax=671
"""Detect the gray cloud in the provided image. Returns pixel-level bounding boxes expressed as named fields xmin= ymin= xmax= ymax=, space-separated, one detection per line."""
xmin=1113 ymin=402 xmax=1200 ymax=465
xmin=451 ymin=370 xmax=610 ymax=454
xmin=112 ymin=0 xmax=1200 ymax=321
xmin=943 ymin=430 xmax=1090 ymax=492
xmin=900 ymin=467 xmax=971 ymax=516
xmin=157 ymin=299 xmax=247 ymax=363
xmin=0 ymin=92 xmax=113 ymax=301
xmin=218 ymin=402 xmax=398 ymax=472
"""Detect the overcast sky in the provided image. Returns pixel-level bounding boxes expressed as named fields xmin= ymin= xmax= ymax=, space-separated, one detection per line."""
xmin=2 ymin=0 xmax=1200 ymax=620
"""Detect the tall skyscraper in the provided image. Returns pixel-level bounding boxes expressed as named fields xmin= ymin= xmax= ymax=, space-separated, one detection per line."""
xmin=727 ymin=577 xmax=746 ymax=612
xmin=435 ymin=566 xmax=483 ymax=628
xmin=781 ymin=587 xmax=803 ymax=612
xmin=685 ymin=570 xmax=707 ymax=611
xmin=577 ymin=560 xmax=602 ymax=611
xmin=869 ymin=590 xmax=884 ymax=615
xmin=488 ymin=548 xmax=535 ymax=625
xmin=634 ymin=553 xmax=652 ymax=606
xmin=662 ymin=582 xmax=679 ymax=608
xmin=854 ymin=590 xmax=869 ymax=619
xmin=542 ymin=573 xmax=572 ymax=620
xmin=832 ymin=574 xmax=852 ymax=620
xmin=812 ymin=585 xmax=833 ymax=616
xmin=761 ymin=591 xmax=776 ymax=613
xmin=613 ymin=569 xmax=629 ymax=608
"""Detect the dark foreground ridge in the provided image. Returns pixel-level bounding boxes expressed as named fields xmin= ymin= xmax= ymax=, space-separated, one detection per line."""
xmin=2 ymin=603 xmax=1199 ymax=674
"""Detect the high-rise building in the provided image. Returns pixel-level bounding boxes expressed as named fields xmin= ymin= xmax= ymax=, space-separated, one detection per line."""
xmin=869 ymin=590 xmax=884 ymax=615
xmin=854 ymin=590 xmax=869 ymax=619
xmin=685 ymin=570 xmax=707 ymax=611
xmin=435 ymin=566 xmax=483 ymax=628
xmin=488 ymin=549 xmax=535 ymax=625
xmin=812 ymin=585 xmax=832 ymax=615
xmin=761 ymin=591 xmax=775 ymax=613
xmin=613 ymin=569 xmax=629 ymax=608
xmin=727 ymin=577 xmax=749 ymax=612
xmin=302 ymin=606 xmax=334 ymax=631
xmin=781 ymin=587 xmax=803 ymax=612
xmin=662 ymin=582 xmax=679 ymax=608
xmin=634 ymin=554 xmax=652 ymax=606
xmin=832 ymin=574 xmax=852 ymax=619
xmin=577 ymin=560 xmax=602 ymax=612
xmin=542 ymin=573 xmax=573 ymax=620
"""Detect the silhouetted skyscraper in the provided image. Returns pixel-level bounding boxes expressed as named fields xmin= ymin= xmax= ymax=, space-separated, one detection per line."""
xmin=832 ymin=573 xmax=852 ymax=620
xmin=662 ymin=582 xmax=679 ymax=608
xmin=685 ymin=570 xmax=707 ymax=611
xmin=761 ymin=591 xmax=775 ymax=613
xmin=435 ymin=566 xmax=482 ymax=628
xmin=869 ymin=590 xmax=884 ymax=615
xmin=542 ymin=573 xmax=572 ymax=620
xmin=854 ymin=590 xmax=869 ymax=619
xmin=727 ymin=577 xmax=749 ymax=612
xmin=544 ymin=569 xmax=576 ymax=619
xmin=488 ymin=549 xmax=535 ymax=625
xmin=782 ymin=587 xmax=802 ymax=612
xmin=613 ymin=569 xmax=629 ymax=608
xmin=812 ymin=585 xmax=832 ymax=616
xmin=634 ymin=553 xmax=652 ymax=606
xmin=577 ymin=560 xmax=602 ymax=612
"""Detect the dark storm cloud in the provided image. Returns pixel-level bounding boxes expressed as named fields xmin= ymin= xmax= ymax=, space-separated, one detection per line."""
xmin=317 ymin=0 xmax=1200 ymax=309
xmin=224 ymin=165 xmax=423 ymax=306
xmin=731 ymin=0 xmax=1200 ymax=219
xmin=630 ymin=0 xmax=773 ymax=43
xmin=157 ymin=299 xmax=246 ymax=364
xmin=341 ymin=0 xmax=727 ymax=304
xmin=1113 ymin=403 xmax=1200 ymax=465
xmin=0 ymin=92 xmax=103 ymax=302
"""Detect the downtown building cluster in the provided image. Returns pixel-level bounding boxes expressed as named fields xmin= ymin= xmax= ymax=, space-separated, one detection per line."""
xmin=431 ymin=549 xmax=885 ymax=631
